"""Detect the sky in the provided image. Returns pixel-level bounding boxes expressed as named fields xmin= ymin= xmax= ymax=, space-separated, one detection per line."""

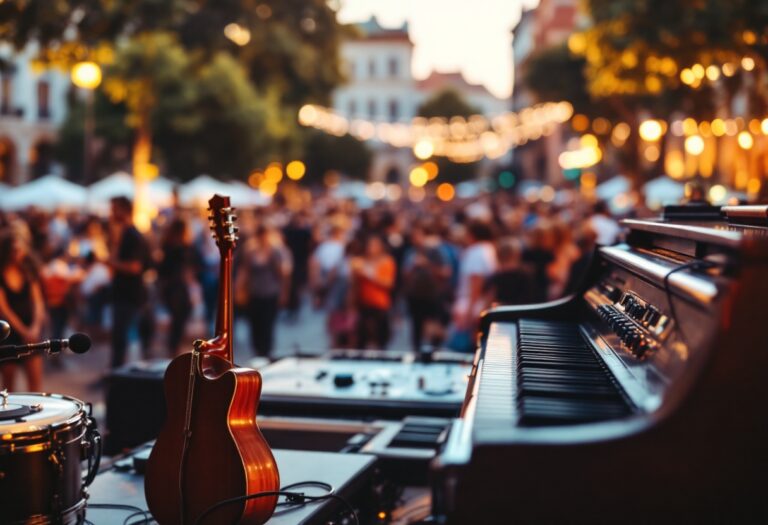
xmin=336 ymin=0 xmax=539 ymax=99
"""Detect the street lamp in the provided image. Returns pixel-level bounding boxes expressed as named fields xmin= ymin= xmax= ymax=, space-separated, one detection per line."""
xmin=71 ymin=61 xmax=102 ymax=183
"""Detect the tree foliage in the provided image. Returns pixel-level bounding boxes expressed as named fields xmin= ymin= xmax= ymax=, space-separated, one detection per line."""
xmin=0 ymin=0 xmax=346 ymax=180
xmin=577 ymin=0 xmax=768 ymax=113
xmin=303 ymin=131 xmax=372 ymax=182
xmin=418 ymin=88 xmax=478 ymax=119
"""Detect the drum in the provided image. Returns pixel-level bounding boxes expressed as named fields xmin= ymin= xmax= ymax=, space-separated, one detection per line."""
xmin=0 ymin=392 xmax=101 ymax=525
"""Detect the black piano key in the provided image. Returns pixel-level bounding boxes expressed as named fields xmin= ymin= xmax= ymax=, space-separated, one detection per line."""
xmin=520 ymin=379 xmax=622 ymax=399
xmin=520 ymin=369 xmax=613 ymax=386
xmin=519 ymin=358 xmax=604 ymax=371
xmin=519 ymin=396 xmax=629 ymax=425
xmin=515 ymin=318 xmax=632 ymax=426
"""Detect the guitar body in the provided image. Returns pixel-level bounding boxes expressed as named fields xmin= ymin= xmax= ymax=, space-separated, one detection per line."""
xmin=145 ymin=353 xmax=279 ymax=524
xmin=145 ymin=194 xmax=279 ymax=524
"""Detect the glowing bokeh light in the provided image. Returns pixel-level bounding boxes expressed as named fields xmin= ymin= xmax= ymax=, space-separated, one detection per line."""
xmin=436 ymin=183 xmax=455 ymax=201
xmin=684 ymin=135 xmax=705 ymax=156
xmin=639 ymin=120 xmax=663 ymax=142
xmin=71 ymin=62 xmax=102 ymax=89
xmin=409 ymin=166 xmax=429 ymax=187
xmin=413 ymin=140 xmax=434 ymax=160
xmin=286 ymin=160 xmax=306 ymax=180
xmin=737 ymin=131 xmax=754 ymax=150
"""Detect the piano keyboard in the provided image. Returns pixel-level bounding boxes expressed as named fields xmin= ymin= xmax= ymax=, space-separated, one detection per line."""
xmin=475 ymin=319 xmax=633 ymax=428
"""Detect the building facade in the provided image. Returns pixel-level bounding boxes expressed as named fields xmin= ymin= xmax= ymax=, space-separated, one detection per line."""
xmin=511 ymin=0 xmax=578 ymax=185
xmin=333 ymin=17 xmax=509 ymax=182
xmin=0 ymin=44 xmax=70 ymax=185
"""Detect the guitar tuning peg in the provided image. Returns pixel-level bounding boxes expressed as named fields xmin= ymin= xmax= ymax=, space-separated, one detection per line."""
xmin=233 ymin=227 xmax=240 ymax=232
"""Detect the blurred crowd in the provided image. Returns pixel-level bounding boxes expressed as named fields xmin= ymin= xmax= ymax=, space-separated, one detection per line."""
xmin=0 ymin=190 xmax=626 ymax=391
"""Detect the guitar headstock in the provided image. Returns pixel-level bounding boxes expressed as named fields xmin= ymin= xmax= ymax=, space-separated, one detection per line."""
xmin=208 ymin=194 xmax=238 ymax=253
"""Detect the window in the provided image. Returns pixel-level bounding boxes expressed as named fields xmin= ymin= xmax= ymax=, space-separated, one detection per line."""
xmin=388 ymin=57 xmax=399 ymax=77
xmin=37 ymin=80 xmax=50 ymax=120
xmin=368 ymin=99 xmax=377 ymax=118
xmin=368 ymin=58 xmax=376 ymax=78
xmin=348 ymin=99 xmax=357 ymax=117
xmin=388 ymin=99 xmax=399 ymax=121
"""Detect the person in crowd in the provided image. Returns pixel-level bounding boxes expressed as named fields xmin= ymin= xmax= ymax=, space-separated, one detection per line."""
xmin=48 ymin=210 xmax=72 ymax=257
xmin=0 ymin=230 xmax=47 ymax=391
xmin=283 ymin=211 xmax=313 ymax=321
xmin=564 ymin=223 xmax=599 ymax=295
xmin=326 ymin=239 xmax=360 ymax=349
xmin=79 ymin=252 xmax=111 ymax=332
xmin=195 ymin=224 xmax=221 ymax=328
xmin=310 ymin=224 xmax=347 ymax=309
xmin=352 ymin=235 xmax=396 ymax=349
xmin=40 ymin=250 xmax=81 ymax=340
xmin=485 ymin=238 xmax=536 ymax=306
xmin=236 ymin=224 xmax=290 ymax=357
xmin=546 ymin=221 xmax=581 ymax=300
xmin=74 ymin=217 xmax=110 ymax=331
xmin=522 ymin=221 xmax=556 ymax=303
xmin=158 ymin=217 xmax=199 ymax=356
xmin=590 ymin=200 xmax=621 ymax=245
xmin=450 ymin=221 xmax=497 ymax=352
xmin=107 ymin=196 xmax=149 ymax=368
xmin=402 ymin=224 xmax=450 ymax=351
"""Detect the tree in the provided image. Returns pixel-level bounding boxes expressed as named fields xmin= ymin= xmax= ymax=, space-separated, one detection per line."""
xmin=0 ymin=0 xmax=346 ymax=180
xmin=577 ymin=0 xmax=768 ymax=114
xmin=417 ymin=89 xmax=480 ymax=183
xmin=303 ymin=131 xmax=372 ymax=183
xmin=100 ymin=33 xmax=282 ymax=180
xmin=418 ymin=88 xmax=478 ymax=119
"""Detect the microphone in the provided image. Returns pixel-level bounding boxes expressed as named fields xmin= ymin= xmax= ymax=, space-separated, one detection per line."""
xmin=0 ymin=321 xmax=10 ymax=342
xmin=0 ymin=333 xmax=92 ymax=362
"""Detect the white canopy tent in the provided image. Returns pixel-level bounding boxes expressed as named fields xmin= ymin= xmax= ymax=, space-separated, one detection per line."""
xmin=596 ymin=175 xmax=631 ymax=201
xmin=643 ymin=176 xmax=685 ymax=210
xmin=87 ymin=172 xmax=177 ymax=213
xmin=0 ymin=175 xmax=88 ymax=210
xmin=179 ymin=175 xmax=270 ymax=208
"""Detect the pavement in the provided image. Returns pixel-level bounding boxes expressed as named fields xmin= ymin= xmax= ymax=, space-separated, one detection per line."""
xmin=22 ymin=298 xmax=412 ymax=428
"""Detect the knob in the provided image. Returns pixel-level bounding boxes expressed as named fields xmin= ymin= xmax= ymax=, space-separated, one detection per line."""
xmin=620 ymin=295 xmax=630 ymax=307
xmin=632 ymin=338 xmax=650 ymax=358
xmin=646 ymin=308 xmax=661 ymax=326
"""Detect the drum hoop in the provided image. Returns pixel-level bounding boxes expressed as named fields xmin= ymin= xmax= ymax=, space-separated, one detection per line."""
xmin=0 ymin=423 xmax=87 ymax=453
xmin=0 ymin=393 xmax=87 ymax=454
xmin=4 ymin=497 xmax=87 ymax=525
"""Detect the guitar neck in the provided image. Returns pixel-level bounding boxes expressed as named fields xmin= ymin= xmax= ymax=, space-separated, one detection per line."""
xmin=213 ymin=250 xmax=234 ymax=362
xmin=202 ymin=193 xmax=238 ymax=362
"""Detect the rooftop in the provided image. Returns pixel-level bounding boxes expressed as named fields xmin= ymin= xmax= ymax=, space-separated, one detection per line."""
xmin=352 ymin=16 xmax=412 ymax=43
xmin=416 ymin=71 xmax=500 ymax=99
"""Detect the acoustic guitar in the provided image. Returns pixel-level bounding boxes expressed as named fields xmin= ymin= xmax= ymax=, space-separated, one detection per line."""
xmin=145 ymin=195 xmax=279 ymax=524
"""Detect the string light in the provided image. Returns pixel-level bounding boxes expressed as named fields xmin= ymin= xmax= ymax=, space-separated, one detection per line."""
xmin=413 ymin=140 xmax=434 ymax=160
xmin=684 ymin=135 xmax=705 ymax=156
xmin=639 ymin=119 xmax=663 ymax=141
xmin=299 ymin=102 xmax=573 ymax=163
xmin=737 ymin=131 xmax=754 ymax=150
xmin=742 ymin=57 xmax=756 ymax=71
